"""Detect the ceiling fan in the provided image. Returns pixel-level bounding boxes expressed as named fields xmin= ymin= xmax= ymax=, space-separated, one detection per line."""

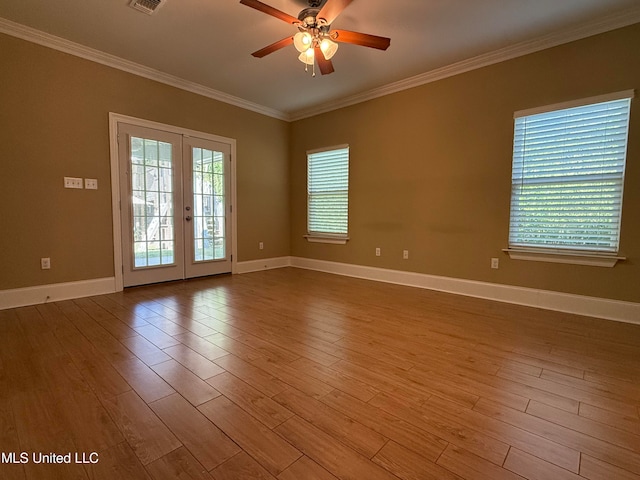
xmin=239 ymin=0 xmax=391 ymax=76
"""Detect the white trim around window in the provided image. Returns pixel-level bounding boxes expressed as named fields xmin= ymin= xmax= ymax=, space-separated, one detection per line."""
xmin=306 ymin=145 xmax=350 ymax=244
xmin=507 ymin=90 xmax=634 ymax=266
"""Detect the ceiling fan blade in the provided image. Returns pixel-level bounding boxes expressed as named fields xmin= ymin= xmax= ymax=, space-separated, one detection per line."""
xmin=333 ymin=29 xmax=391 ymax=50
xmin=315 ymin=46 xmax=335 ymax=75
xmin=239 ymin=0 xmax=300 ymax=24
xmin=251 ymin=36 xmax=294 ymax=58
xmin=317 ymin=0 xmax=353 ymax=25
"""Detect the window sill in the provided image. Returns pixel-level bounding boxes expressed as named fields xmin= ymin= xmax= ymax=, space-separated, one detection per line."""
xmin=305 ymin=235 xmax=349 ymax=245
xmin=503 ymin=248 xmax=625 ymax=268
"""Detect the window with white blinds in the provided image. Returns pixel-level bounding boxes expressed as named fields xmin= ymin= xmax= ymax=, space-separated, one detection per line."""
xmin=307 ymin=145 xmax=349 ymax=237
xmin=509 ymin=92 xmax=633 ymax=253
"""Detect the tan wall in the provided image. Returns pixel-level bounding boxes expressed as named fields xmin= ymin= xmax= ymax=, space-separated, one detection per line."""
xmin=2 ymin=24 xmax=639 ymax=303
xmin=290 ymin=24 xmax=640 ymax=303
xmin=0 ymin=33 xmax=290 ymax=290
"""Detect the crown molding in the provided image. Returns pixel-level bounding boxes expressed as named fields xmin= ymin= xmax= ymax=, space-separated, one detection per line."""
xmin=0 ymin=17 xmax=289 ymax=121
xmin=288 ymin=6 xmax=640 ymax=121
xmin=2 ymin=7 xmax=640 ymax=124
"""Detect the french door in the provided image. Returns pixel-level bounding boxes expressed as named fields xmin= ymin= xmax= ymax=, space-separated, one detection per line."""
xmin=118 ymin=123 xmax=231 ymax=287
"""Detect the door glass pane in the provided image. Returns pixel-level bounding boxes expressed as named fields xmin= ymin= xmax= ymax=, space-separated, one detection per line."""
xmin=130 ymin=136 xmax=175 ymax=268
xmin=192 ymin=147 xmax=225 ymax=262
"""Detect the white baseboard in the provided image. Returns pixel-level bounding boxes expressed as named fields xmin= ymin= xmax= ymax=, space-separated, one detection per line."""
xmin=289 ymin=257 xmax=640 ymax=325
xmin=235 ymin=257 xmax=292 ymax=274
xmin=3 ymin=259 xmax=637 ymax=325
xmin=0 ymin=277 xmax=117 ymax=310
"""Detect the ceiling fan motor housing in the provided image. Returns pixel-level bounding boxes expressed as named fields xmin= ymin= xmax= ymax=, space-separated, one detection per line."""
xmin=298 ymin=7 xmax=321 ymax=27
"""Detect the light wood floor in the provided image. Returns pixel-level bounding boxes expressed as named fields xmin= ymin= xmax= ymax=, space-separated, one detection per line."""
xmin=1 ymin=268 xmax=640 ymax=480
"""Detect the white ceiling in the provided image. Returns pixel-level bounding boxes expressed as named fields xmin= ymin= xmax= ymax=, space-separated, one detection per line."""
xmin=1 ymin=0 xmax=639 ymax=120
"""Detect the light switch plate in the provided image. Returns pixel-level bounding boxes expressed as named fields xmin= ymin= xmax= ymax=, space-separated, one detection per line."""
xmin=85 ymin=178 xmax=98 ymax=190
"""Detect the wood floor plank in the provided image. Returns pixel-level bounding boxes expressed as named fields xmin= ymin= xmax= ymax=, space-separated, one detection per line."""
xmin=288 ymin=357 xmax=380 ymax=403
xmin=133 ymin=324 xmax=181 ymax=350
xmin=144 ymin=316 xmax=190 ymax=337
xmin=320 ymin=389 xmax=448 ymax=461
xmin=144 ymin=446 xmax=213 ymax=480
xmin=372 ymin=440 xmax=463 ymax=480
xmin=149 ymin=393 xmax=240 ymax=471
xmin=370 ymin=391 xmax=510 ymax=466
xmin=23 ymin=460 xmax=89 ymax=480
xmin=541 ymin=369 xmax=640 ymax=403
xmin=273 ymin=387 xmax=387 ymax=458
xmin=198 ymin=395 xmax=301 ymax=476
xmin=436 ymin=444 xmax=525 ymax=480
xmin=11 ymin=389 xmax=78 ymax=452
xmin=162 ymin=344 xmax=226 ymax=380
xmin=0 ymin=395 xmax=26 ymax=480
xmin=88 ymin=295 xmax=151 ymax=328
xmin=250 ymin=357 xmax=334 ymax=399
xmin=425 ymin=394 xmax=580 ymax=472
xmin=150 ymin=359 xmax=221 ymax=406
xmin=583 ymin=371 xmax=640 ymax=400
xmin=334 ymin=337 xmax=415 ymax=371
xmin=23 ymin=353 xmax=123 ymax=451
xmin=174 ymin=332 xmax=232 ymax=361
xmin=101 ymin=390 xmax=182 ymax=465
xmin=35 ymin=302 xmax=83 ymax=339
xmin=327 ymin=359 xmax=431 ymax=405
xmin=395 ymin=366 xmax=482 ymax=409
xmin=503 ymin=448 xmax=582 ymax=480
xmin=55 ymin=333 xmax=132 ymax=399
xmin=409 ymin=365 xmax=532 ymax=412
xmin=120 ymin=334 xmax=172 ymax=366
xmin=526 ymin=400 xmax=640 ymax=454
xmin=56 ymin=301 xmax=135 ymax=364
xmin=207 ymin=372 xmax=294 ymax=429
xmin=580 ymin=453 xmax=640 ymax=480
xmin=213 ymin=354 xmax=288 ymax=398
xmin=82 ymin=442 xmax=152 ymax=480
xmin=112 ymin=357 xmax=176 ymax=404
xmin=499 ymin=368 xmax=636 ymax=416
xmin=210 ymin=452 xmax=277 ymax=480
xmin=474 ymin=398 xmax=640 ymax=475
xmin=274 ymin=416 xmax=400 ymax=480
xmin=72 ymin=297 xmax=138 ymax=340
xmin=578 ymin=402 xmax=640 ymax=435
xmin=2 ymin=269 xmax=640 ymax=480
xmin=232 ymin=332 xmax=301 ymax=364
xmin=277 ymin=456 xmax=338 ymax=480
xmin=52 ymin=384 xmax=124 ymax=452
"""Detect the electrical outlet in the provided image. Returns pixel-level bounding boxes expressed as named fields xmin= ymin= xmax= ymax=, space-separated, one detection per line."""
xmin=375 ymin=247 xmax=381 ymax=257
xmin=491 ymin=257 xmax=499 ymax=269
xmin=64 ymin=177 xmax=83 ymax=189
xmin=403 ymin=250 xmax=409 ymax=260
xmin=259 ymin=242 xmax=264 ymax=250
xmin=41 ymin=257 xmax=51 ymax=270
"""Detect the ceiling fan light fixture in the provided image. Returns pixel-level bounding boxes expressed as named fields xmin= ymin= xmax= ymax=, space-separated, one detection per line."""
xmin=239 ymin=0 xmax=391 ymax=76
xmin=320 ymin=38 xmax=338 ymax=60
xmin=293 ymin=31 xmax=313 ymax=52
xmin=298 ymin=48 xmax=315 ymax=65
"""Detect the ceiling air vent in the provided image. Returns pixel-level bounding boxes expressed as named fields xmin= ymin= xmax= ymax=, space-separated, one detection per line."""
xmin=130 ymin=0 xmax=165 ymax=15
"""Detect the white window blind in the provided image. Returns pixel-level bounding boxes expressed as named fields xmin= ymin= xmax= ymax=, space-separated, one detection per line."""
xmin=509 ymin=92 xmax=632 ymax=253
xmin=307 ymin=146 xmax=349 ymax=236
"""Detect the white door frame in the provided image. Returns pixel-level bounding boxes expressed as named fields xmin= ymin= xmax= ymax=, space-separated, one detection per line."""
xmin=109 ymin=112 xmax=238 ymax=291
